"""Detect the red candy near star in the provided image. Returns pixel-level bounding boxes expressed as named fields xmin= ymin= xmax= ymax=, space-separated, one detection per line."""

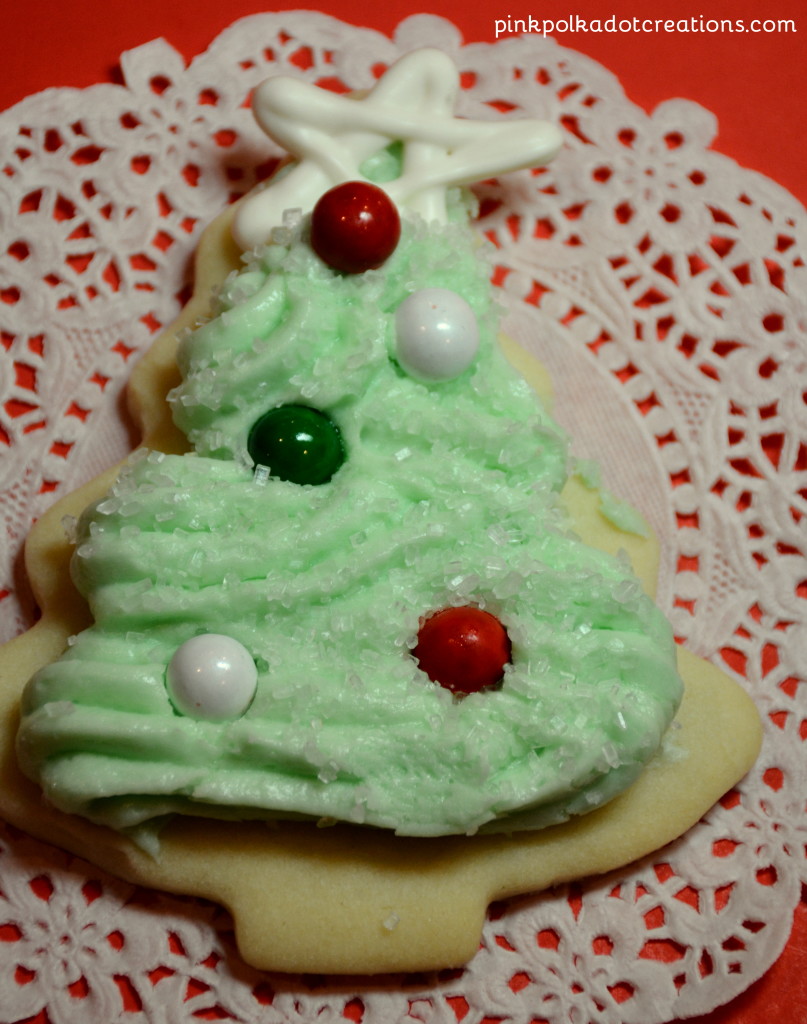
xmin=310 ymin=181 xmax=400 ymax=274
xmin=413 ymin=606 xmax=511 ymax=695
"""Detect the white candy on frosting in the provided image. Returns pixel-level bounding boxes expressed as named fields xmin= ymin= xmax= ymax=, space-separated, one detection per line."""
xmin=166 ymin=633 xmax=258 ymax=721
xmin=232 ymin=48 xmax=563 ymax=249
xmin=395 ymin=287 xmax=480 ymax=381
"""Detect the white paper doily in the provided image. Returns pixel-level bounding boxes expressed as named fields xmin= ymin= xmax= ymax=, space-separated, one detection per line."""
xmin=1 ymin=12 xmax=805 ymax=1024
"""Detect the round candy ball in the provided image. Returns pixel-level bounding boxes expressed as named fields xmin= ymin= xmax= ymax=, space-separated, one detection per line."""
xmin=413 ymin=606 xmax=511 ymax=695
xmin=310 ymin=181 xmax=400 ymax=274
xmin=247 ymin=404 xmax=345 ymax=485
xmin=394 ymin=288 xmax=480 ymax=382
xmin=166 ymin=633 xmax=258 ymax=721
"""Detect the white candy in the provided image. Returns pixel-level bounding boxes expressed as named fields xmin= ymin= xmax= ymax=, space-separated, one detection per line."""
xmin=394 ymin=288 xmax=479 ymax=382
xmin=166 ymin=633 xmax=258 ymax=721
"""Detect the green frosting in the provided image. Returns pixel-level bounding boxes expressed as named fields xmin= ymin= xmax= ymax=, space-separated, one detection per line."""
xmin=17 ymin=214 xmax=682 ymax=839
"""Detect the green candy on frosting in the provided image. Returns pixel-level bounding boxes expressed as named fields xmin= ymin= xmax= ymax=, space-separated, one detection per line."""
xmin=17 ymin=213 xmax=683 ymax=840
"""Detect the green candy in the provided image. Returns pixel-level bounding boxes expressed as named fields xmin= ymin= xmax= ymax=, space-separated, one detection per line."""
xmin=248 ymin=404 xmax=345 ymax=485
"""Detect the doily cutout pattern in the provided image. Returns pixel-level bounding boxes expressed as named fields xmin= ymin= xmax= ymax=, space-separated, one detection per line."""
xmin=1 ymin=12 xmax=805 ymax=1024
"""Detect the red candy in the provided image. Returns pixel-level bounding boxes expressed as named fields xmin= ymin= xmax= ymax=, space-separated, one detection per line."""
xmin=310 ymin=181 xmax=400 ymax=274
xmin=413 ymin=606 xmax=511 ymax=695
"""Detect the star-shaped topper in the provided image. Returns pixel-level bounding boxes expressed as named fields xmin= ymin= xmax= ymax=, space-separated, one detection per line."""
xmin=232 ymin=48 xmax=563 ymax=251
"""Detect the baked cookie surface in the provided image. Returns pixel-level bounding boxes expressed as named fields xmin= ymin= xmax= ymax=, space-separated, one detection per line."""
xmin=0 ymin=204 xmax=761 ymax=973
xmin=0 ymin=49 xmax=762 ymax=974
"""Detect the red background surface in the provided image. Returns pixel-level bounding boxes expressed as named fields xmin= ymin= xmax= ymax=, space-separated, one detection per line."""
xmin=2 ymin=1 xmax=805 ymax=1021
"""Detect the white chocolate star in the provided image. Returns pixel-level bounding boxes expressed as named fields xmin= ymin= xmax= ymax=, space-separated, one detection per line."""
xmin=232 ymin=48 xmax=563 ymax=251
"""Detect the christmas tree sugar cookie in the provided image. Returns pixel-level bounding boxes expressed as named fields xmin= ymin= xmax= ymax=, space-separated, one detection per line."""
xmin=0 ymin=49 xmax=761 ymax=973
